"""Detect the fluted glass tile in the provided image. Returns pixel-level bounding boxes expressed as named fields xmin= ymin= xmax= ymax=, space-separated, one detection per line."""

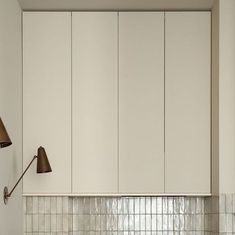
xmin=151 ymin=214 xmax=157 ymax=231
xmin=173 ymin=214 xmax=179 ymax=231
xmin=174 ymin=198 xmax=180 ymax=214
xmin=118 ymin=215 xmax=124 ymax=230
xmin=63 ymin=214 xmax=69 ymax=232
xmin=220 ymin=194 xmax=226 ymax=213
xmin=78 ymin=214 xmax=85 ymax=231
xmin=195 ymin=197 xmax=202 ymax=214
xmin=57 ymin=197 xmax=63 ymax=214
xmin=95 ymin=215 xmax=101 ymax=231
xmin=179 ymin=197 xmax=185 ymax=214
xmin=135 ymin=214 xmax=140 ymax=230
xmin=100 ymin=215 xmax=106 ymax=231
xmin=62 ymin=197 xmax=69 ymax=214
xmin=162 ymin=214 xmax=167 ymax=230
xmin=190 ymin=198 xmax=196 ymax=214
xmin=26 ymin=197 xmax=33 ymax=214
xmin=50 ymin=214 xmax=56 ymax=232
xmin=38 ymin=197 xmax=45 ymax=214
xmin=84 ymin=198 xmax=91 ymax=215
xmin=32 ymin=197 xmax=38 ymax=214
xmin=84 ymin=214 xmax=91 ymax=231
xmin=168 ymin=197 xmax=174 ymax=214
xmin=156 ymin=215 xmax=162 ymax=231
xmin=146 ymin=214 xmax=151 ymax=230
xmin=106 ymin=198 xmax=113 ymax=215
xmin=140 ymin=198 xmax=145 ymax=214
xmin=135 ymin=198 xmax=140 ymax=214
xmin=185 ymin=214 xmax=191 ymax=231
xmin=226 ymin=194 xmax=233 ymax=214
xmin=26 ymin=214 xmax=33 ymax=232
xmin=45 ymin=214 xmax=50 ymax=232
xmin=140 ymin=214 xmax=145 ymax=231
xmin=50 ymin=197 xmax=57 ymax=214
xmin=45 ymin=197 xmax=51 ymax=214
xmin=118 ymin=198 xmax=124 ymax=215
xmin=162 ymin=197 xmax=168 ymax=214
xmin=128 ymin=198 xmax=134 ymax=214
xmin=90 ymin=215 xmax=96 ymax=231
xmin=78 ymin=198 xmax=85 ymax=215
xmin=156 ymin=198 xmax=162 ymax=214
xmin=151 ymin=197 xmax=157 ymax=214
xmin=168 ymin=214 xmax=173 ymax=231
xmin=23 ymin=195 xmax=213 ymax=234
xmin=129 ymin=214 xmax=134 ymax=230
xmin=32 ymin=214 xmax=39 ymax=232
xmin=38 ymin=214 xmax=45 ymax=232
xmin=146 ymin=197 xmax=151 ymax=214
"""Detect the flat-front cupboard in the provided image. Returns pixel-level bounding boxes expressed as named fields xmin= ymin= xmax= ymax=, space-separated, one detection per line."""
xmin=23 ymin=11 xmax=211 ymax=195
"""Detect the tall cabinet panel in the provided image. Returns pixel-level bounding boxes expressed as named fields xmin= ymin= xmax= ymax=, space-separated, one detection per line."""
xmin=72 ymin=12 xmax=118 ymax=193
xmin=119 ymin=12 xmax=165 ymax=193
xmin=23 ymin=12 xmax=71 ymax=194
xmin=165 ymin=12 xmax=211 ymax=193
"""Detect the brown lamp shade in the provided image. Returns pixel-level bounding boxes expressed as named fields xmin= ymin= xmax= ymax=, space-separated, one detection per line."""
xmin=0 ymin=118 xmax=12 ymax=148
xmin=37 ymin=146 xmax=52 ymax=173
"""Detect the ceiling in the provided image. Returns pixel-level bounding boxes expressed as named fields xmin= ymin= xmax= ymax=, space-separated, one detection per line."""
xmin=18 ymin=0 xmax=215 ymax=11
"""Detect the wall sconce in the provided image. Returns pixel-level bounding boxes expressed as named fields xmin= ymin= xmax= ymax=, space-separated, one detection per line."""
xmin=0 ymin=118 xmax=12 ymax=148
xmin=4 ymin=146 xmax=52 ymax=204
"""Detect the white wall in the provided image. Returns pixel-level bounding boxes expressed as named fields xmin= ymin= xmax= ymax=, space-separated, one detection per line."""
xmin=219 ymin=0 xmax=235 ymax=194
xmin=0 ymin=0 xmax=22 ymax=234
xmin=211 ymin=0 xmax=219 ymax=196
xmin=211 ymin=0 xmax=235 ymax=195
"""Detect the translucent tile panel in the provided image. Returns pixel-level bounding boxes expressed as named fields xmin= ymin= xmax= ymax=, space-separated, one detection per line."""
xmin=24 ymin=196 xmax=73 ymax=234
xmin=24 ymin=196 xmax=208 ymax=234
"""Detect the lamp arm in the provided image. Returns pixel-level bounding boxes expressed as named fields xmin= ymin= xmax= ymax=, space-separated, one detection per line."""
xmin=7 ymin=155 xmax=37 ymax=198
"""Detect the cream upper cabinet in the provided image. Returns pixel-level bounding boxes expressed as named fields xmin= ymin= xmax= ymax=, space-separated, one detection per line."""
xmin=119 ymin=12 xmax=165 ymax=194
xmin=23 ymin=11 xmax=211 ymax=195
xmin=165 ymin=12 xmax=211 ymax=194
xmin=23 ymin=12 xmax=71 ymax=194
xmin=72 ymin=12 xmax=118 ymax=194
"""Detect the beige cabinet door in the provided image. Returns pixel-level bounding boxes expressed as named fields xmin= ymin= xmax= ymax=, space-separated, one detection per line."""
xmin=23 ymin=12 xmax=71 ymax=194
xmin=165 ymin=12 xmax=211 ymax=194
xmin=119 ymin=12 xmax=165 ymax=194
xmin=72 ymin=12 xmax=118 ymax=194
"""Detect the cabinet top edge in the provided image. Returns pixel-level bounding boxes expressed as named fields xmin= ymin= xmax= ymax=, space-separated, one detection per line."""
xmin=22 ymin=10 xmax=212 ymax=13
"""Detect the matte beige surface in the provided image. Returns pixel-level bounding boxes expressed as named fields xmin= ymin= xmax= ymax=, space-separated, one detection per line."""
xmin=0 ymin=0 xmax=23 ymax=233
xmin=219 ymin=0 xmax=235 ymax=194
xmin=119 ymin=12 xmax=164 ymax=193
xmin=211 ymin=0 xmax=219 ymax=195
xmin=72 ymin=12 xmax=118 ymax=193
xmin=23 ymin=12 xmax=71 ymax=194
xmin=165 ymin=12 xmax=211 ymax=194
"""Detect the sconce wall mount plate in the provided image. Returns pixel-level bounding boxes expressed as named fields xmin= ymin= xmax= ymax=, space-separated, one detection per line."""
xmin=3 ymin=187 xmax=8 ymax=205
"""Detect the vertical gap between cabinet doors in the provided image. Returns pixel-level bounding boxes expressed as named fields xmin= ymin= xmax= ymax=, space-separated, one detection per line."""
xmin=117 ymin=12 xmax=120 ymax=193
xmin=210 ymin=11 xmax=212 ymax=194
xmin=163 ymin=12 xmax=166 ymax=193
xmin=21 ymin=10 xmax=24 ymax=194
xmin=71 ymin=12 xmax=73 ymax=194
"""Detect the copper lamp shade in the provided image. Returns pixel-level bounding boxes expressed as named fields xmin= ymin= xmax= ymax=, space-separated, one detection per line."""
xmin=0 ymin=118 xmax=12 ymax=148
xmin=37 ymin=146 xmax=52 ymax=173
